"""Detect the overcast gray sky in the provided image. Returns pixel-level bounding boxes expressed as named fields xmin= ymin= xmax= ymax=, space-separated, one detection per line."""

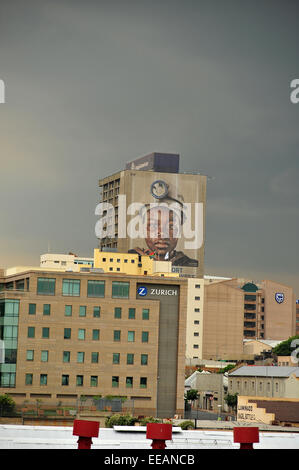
xmin=0 ymin=0 xmax=298 ymax=297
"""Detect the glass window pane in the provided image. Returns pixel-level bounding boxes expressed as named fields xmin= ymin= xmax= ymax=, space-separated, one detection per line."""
xmin=63 ymin=351 xmax=70 ymax=362
xmin=128 ymin=308 xmax=135 ymax=319
xmin=87 ymin=280 xmax=105 ymax=298
xmin=127 ymin=353 xmax=134 ymax=364
xmin=29 ymin=304 xmax=36 ymax=315
xmin=78 ymin=329 xmax=85 ymax=340
xmin=41 ymin=350 xmax=48 ymax=362
xmin=65 ymin=305 xmax=72 ymax=316
xmin=142 ymin=309 xmax=149 ymax=320
xmin=126 ymin=377 xmax=133 ymax=388
xmin=77 ymin=352 xmax=85 ymax=363
xmin=140 ymin=377 xmax=147 ymax=388
xmin=92 ymin=329 xmax=100 ymax=340
xmin=141 ymin=354 xmax=148 ymax=365
xmin=43 ymin=304 xmax=51 ymax=315
xmin=42 ymin=327 xmax=49 ymax=338
xmin=26 ymin=350 xmax=34 ymax=361
xmin=128 ymin=331 xmax=135 ymax=342
xmin=91 ymin=352 xmax=99 ymax=363
xmin=93 ymin=306 xmax=100 ymax=318
xmin=64 ymin=328 xmax=71 ymax=339
xmin=40 ymin=374 xmax=47 ymax=385
xmin=37 ymin=278 xmax=55 ymax=295
xmin=62 ymin=375 xmax=69 ymax=386
xmin=142 ymin=331 xmax=149 ymax=343
xmin=62 ymin=279 xmax=80 ymax=296
xmin=112 ymin=376 xmax=119 ymax=387
xmin=113 ymin=353 xmax=120 ymax=364
xmin=112 ymin=281 xmax=129 ymax=298
xmin=113 ymin=330 xmax=121 ymax=342
xmin=79 ymin=306 xmax=86 ymax=317
xmin=76 ymin=375 xmax=83 ymax=386
xmin=114 ymin=307 xmax=121 ymax=318
xmin=25 ymin=373 xmax=33 ymax=385
xmin=28 ymin=327 xmax=35 ymax=338
xmin=90 ymin=376 xmax=98 ymax=387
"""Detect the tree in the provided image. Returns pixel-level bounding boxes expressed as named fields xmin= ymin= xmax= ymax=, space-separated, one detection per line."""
xmin=0 ymin=394 xmax=16 ymax=415
xmin=224 ymin=393 xmax=238 ymax=411
xmin=184 ymin=389 xmax=199 ymax=403
xmin=272 ymin=335 xmax=299 ymax=356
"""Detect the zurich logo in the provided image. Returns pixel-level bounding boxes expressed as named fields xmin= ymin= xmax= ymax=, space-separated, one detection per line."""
xmin=275 ymin=293 xmax=284 ymax=304
xmin=137 ymin=286 xmax=148 ymax=296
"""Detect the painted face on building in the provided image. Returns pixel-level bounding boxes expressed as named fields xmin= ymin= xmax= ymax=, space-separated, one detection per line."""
xmin=145 ymin=206 xmax=180 ymax=259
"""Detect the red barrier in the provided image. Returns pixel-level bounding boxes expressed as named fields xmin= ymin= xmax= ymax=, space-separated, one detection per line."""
xmin=233 ymin=426 xmax=259 ymax=449
xmin=146 ymin=423 xmax=173 ymax=449
xmin=73 ymin=419 xmax=100 ymax=449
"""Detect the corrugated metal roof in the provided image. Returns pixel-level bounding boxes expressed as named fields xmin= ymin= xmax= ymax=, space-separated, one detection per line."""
xmin=229 ymin=366 xmax=299 ymax=377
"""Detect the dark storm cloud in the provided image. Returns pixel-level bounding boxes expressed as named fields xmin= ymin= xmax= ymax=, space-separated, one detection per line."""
xmin=0 ymin=0 xmax=298 ymax=294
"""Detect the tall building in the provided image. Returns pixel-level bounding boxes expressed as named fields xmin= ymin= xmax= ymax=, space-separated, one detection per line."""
xmin=192 ymin=277 xmax=296 ymax=361
xmin=97 ymin=152 xmax=207 ymax=278
xmin=0 ymin=266 xmax=187 ymax=418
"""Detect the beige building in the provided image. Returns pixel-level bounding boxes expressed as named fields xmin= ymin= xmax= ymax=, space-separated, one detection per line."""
xmin=199 ymin=278 xmax=296 ymax=361
xmin=185 ymin=370 xmax=228 ymax=411
xmin=228 ymin=366 xmax=299 ymax=399
xmin=0 ymin=268 xmax=188 ymax=418
xmin=97 ymin=152 xmax=207 ymax=279
xmin=185 ymin=278 xmax=204 ymax=360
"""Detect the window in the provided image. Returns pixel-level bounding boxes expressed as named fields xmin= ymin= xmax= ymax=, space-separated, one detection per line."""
xmin=63 ymin=351 xmax=70 ymax=363
xmin=26 ymin=350 xmax=34 ymax=361
xmin=128 ymin=331 xmax=135 ymax=342
xmin=195 ymin=296 xmax=200 ymax=301
xmin=29 ymin=304 xmax=36 ymax=315
xmin=114 ymin=330 xmax=121 ymax=342
xmin=112 ymin=281 xmax=129 ymax=298
xmin=93 ymin=306 xmax=100 ymax=318
xmin=128 ymin=308 xmax=135 ymax=319
xmin=113 ymin=353 xmax=120 ymax=364
xmin=37 ymin=278 xmax=56 ymax=295
xmin=194 ymin=308 xmax=200 ymax=313
xmin=79 ymin=306 xmax=86 ymax=317
xmin=91 ymin=352 xmax=99 ymax=363
xmin=142 ymin=331 xmax=149 ymax=343
xmin=92 ymin=329 xmax=100 ymax=340
xmin=193 ymin=344 xmax=199 ymax=349
xmin=62 ymin=279 xmax=80 ymax=296
xmin=141 ymin=354 xmax=148 ymax=365
xmin=114 ymin=307 xmax=122 ymax=319
xmin=62 ymin=375 xmax=69 ymax=386
xmin=194 ymin=320 xmax=200 ymax=325
xmin=25 ymin=374 xmax=33 ymax=385
xmin=142 ymin=309 xmax=149 ymax=320
xmin=76 ymin=375 xmax=83 ymax=386
xmin=0 ymin=299 xmax=19 ymax=317
xmin=90 ymin=376 xmax=98 ymax=387
xmin=126 ymin=377 xmax=133 ymax=388
xmin=195 ymin=284 xmax=201 ymax=289
xmin=77 ymin=352 xmax=85 ymax=363
xmin=267 ymin=382 xmax=270 ymax=392
xmin=275 ymin=382 xmax=279 ymax=392
xmin=27 ymin=327 xmax=35 ymax=338
xmin=194 ymin=332 xmax=199 ymax=336
xmin=252 ymin=381 xmax=255 ymax=391
xmin=78 ymin=329 xmax=85 ymax=340
xmin=127 ymin=353 xmax=134 ymax=365
xmin=41 ymin=350 xmax=48 ymax=362
xmin=64 ymin=328 xmax=71 ymax=339
xmin=42 ymin=327 xmax=49 ymax=339
xmin=40 ymin=374 xmax=47 ymax=385
xmin=43 ymin=304 xmax=51 ymax=316
xmin=112 ymin=376 xmax=119 ymax=388
xmin=87 ymin=280 xmax=105 ymax=298
xmin=65 ymin=305 xmax=72 ymax=317
xmin=259 ymin=382 xmax=263 ymax=391
xmin=140 ymin=377 xmax=147 ymax=389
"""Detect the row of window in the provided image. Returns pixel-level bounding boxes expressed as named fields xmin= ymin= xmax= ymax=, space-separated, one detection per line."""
xmin=26 ymin=350 xmax=149 ymax=365
xmin=230 ymin=380 xmax=280 ymax=392
xmin=37 ymin=278 xmax=129 ymax=298
xmin=26 ymin=327 xmax=150 ymax=342
xmin=25 ymin=374 xmax=148 ymax=388
xmin=28 ymin=304 xmax=150 ymax=320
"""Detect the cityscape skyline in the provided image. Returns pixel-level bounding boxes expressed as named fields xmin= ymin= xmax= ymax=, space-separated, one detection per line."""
xmin=0 ymin=0 xmax=298 ymax=297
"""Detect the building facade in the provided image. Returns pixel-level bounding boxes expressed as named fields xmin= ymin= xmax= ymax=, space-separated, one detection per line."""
xmin=97 ymin=152 xmax=207 ymax=278
xmin=0 ymin=269 xmax=187 ymax=418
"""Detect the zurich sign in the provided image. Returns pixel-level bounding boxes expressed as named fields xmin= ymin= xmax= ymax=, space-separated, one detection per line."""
xmin=275 ymin=292 xmax=285 ymax=304
xmin=137 ymin=286 xmax=148 ymax=297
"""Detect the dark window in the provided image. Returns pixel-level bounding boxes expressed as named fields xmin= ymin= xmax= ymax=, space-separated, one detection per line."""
xmin=37 ymin=278 xmax=56 ymax=295
xmin=87 ymin=280 xmax=105 ymax=298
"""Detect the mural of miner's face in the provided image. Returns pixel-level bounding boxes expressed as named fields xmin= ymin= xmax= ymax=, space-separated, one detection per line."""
xmin=144 ymin=205 xmax=180 ymax=260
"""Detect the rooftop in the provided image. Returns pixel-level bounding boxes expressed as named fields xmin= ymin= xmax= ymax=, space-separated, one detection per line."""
xmin=229 ymin=366 xmax=299 ymax=378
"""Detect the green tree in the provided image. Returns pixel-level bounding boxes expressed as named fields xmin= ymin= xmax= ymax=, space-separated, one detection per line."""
xmin=224 ymin=393 xmax=238 ymax=411
xmin=0 ymin=394 xmax=16 ymax=414
xmin=184 ymin=389 xmax=199 ymax=403
xmin=272 ymin=335 xmax=299 ymax=356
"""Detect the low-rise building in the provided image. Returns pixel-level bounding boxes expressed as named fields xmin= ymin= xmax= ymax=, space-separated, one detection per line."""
xmin=228 ymin=366 xmax=299 ymax=399
xmin=185 ymin=370 xmax=228 ymax=411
